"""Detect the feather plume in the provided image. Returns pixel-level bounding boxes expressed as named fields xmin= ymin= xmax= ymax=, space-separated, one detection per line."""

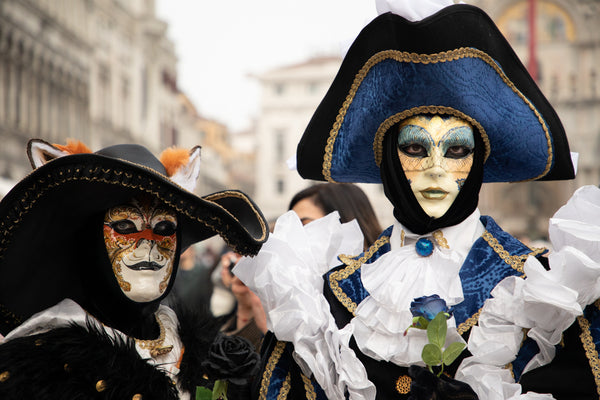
xmin=160 ymin=147 xmax=190 ymax=177
xmin=53 ymin=139 xmax=92 ymax=155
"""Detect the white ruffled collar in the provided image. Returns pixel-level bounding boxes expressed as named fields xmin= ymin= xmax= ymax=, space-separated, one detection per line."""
xmin=351 ymin=210 xmax=484 ymax=365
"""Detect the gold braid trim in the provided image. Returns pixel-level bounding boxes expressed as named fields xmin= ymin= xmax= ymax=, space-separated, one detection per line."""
xmin=277 ymin=373 xmax=291 ymax=400
xmin=300 ymin=373 xmax=317 ymax=400
xmin=330 ymin=235 xmax=391 ymax=315
xmin=0 ymin=164 xmax=268 ymax=259
xmin=456 ymin=308 xmax=482 ymax=336
xmin=259 ymin=341 xmax=287 ymax=400
xmin=481 ymin=230 xmax=546 ymax=274
xmin=322 ymin=47 xmax=553 ymax=183
xmin=577 ymin=315 xmax=600 ymax=396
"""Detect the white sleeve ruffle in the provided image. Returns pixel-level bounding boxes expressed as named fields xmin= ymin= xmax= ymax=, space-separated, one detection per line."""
xmin=234 ymin=211 xmax=376 ymax=400
xmin=456 ymin=186 xmax=600 ymax=399
xmin=456 ymin=256 xmax=581 ymax=400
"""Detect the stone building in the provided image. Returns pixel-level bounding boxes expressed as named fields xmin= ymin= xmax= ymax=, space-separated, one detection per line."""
xmin=252 ymin=0 xmax=600 ymax=237
xmin=0 ymin=0 xmax=223 ymax=198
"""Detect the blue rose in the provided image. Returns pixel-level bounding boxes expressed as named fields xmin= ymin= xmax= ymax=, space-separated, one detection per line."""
xmin=410 ymin=295 xmax=452 ymax=322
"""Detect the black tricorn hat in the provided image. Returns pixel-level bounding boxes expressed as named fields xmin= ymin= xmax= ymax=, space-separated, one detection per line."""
xmin=297 ymin=4 xmax=575 ymax=184
xmin=0 ymin=139 xmax=268 ymax=332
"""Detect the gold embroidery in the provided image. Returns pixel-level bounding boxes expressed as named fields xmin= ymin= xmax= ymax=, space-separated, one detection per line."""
xmin=481 ymin=230 xmax=546 ymax=274
xmin=134 ymin=313 xmax=173 ymax=357
xmin=300 ymin=373 xmax=317 ymax=400
xmin=577 ymin=315 xmax=600 ymax=396
xmin=400 ymin=230 xmax=405 ymax=247
xmin=321 ymin=48 xmax=552 ymax=183
xmin=432 ymin=230 xmax=449 ymax=249
xmin=456 ymin=308 xmax=482 ymax=336
xmin=259 ymin=341 xmax=287 ymax=400
xmin=332 ymin=235 xmax=391 ymax=314
xmin=396 ymin=375 xmax=412 ymax=394
xmin=0 ymin=166 xmax=268 ymax=262
xmin=277 ymin=373 xmax=291 ymax=400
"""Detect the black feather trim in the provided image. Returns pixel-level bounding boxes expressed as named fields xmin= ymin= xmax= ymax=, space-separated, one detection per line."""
xmin=174 ymin=303 xmax=222 ymax=394
xmin=0 ymin=322 xmax=179 ymax=400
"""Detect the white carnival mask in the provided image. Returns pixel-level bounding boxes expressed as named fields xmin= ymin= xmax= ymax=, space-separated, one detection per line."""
xmin=103 ymin=196 xmax=178 ymax=302
xmin=397 ymin=115 xmax=474 ymax=218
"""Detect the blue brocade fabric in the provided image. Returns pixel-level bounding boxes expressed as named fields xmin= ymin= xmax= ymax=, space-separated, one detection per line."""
xmin=330 ymin=56 xmax=552 ymax=184
xmin=261 ymin=217 xmax=545 ymax=398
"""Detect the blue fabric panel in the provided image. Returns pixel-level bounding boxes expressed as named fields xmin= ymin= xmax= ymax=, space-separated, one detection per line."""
xmin=583 ymin=303 xmax=600 ymax=359
xmin=512 ymin=337 xmax=541 ymax=382
xmin=330 ymin=55 xmax=552 ymax=184
xmin=454 ymin=216 xmax=531 ymax=325
xmin=265 ymin=342 xmax=295 ymax=400
xmin=327 ymin=226 xmax=393 ymax=306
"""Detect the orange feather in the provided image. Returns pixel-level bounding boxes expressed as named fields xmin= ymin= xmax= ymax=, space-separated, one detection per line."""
xmin=160 ymin=147 xmax=190 ymax=177
xmin=53 ymin=139 xmax=92 ymax=154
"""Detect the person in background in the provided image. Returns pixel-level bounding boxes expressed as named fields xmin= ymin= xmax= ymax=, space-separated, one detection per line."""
xmin=289 ymin=183 xmax=383 ymax=250
xmin=219 ymin=251 xmax=267 ymax=353
xmin=235 ymin=1 xmax=579 ymax=399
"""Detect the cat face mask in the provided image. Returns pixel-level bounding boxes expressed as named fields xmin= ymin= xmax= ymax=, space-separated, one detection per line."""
xmin=103 ymin=196 xmax=177 ymax=302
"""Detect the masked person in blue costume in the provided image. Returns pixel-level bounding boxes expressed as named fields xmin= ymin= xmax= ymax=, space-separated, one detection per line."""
xmin=235 ymin=0 xmax=580 ymax=399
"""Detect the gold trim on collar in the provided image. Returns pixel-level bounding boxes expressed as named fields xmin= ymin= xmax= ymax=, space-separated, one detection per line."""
xmin=321 ymin=47 xmax=553 ymax=183
xmin=331 ymin=235 xmax=391 ymax=315
xmin=481 ymin=230 xmax=546 ymax=274
xmin=577 ymin=313 xmax=600 ymax=396
xmin=259 ymin=341 xmax=287 ymax=400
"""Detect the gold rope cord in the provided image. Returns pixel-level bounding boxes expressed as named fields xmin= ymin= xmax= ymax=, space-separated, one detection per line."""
xmin=321 ymin=48 xmax=553 ymax=183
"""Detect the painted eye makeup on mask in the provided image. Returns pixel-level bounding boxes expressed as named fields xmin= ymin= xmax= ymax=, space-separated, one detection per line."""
xmin=397 ymin=125 xmax=433 ymax=158
xmin=439 ymin=126 xmax=475 ymax=159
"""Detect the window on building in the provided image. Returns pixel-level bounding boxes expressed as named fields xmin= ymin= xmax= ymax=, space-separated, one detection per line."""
xmin=275 ymin=129 xmax=285 ymax=162
xmin=276 ymin=179 xmax=285 ymax=194
xmin=273 ymin=83 xmax=285 ymax=96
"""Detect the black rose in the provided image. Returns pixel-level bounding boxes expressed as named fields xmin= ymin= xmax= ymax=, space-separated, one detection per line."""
xmin=201 ymin=333 xmax=260 ymax=385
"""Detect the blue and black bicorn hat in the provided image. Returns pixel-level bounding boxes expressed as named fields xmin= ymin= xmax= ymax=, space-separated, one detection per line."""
xmin=296 ymin=4 xmax=575 ymax=184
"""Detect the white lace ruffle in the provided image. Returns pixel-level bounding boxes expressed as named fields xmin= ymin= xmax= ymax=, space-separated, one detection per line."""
xmin=353 ymin=242 xmax=465 ymax=365
xmin=234 ymin=211 xmax=376 ymax=400
xmin=455 ymin=186 xmax=600 ymax=400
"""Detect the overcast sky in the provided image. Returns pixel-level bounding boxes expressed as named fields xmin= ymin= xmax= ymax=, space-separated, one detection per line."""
xmin=155 ymin=1 xmax=377 ymax=132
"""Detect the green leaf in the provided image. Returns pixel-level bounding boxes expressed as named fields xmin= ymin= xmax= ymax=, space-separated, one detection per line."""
xmin=427 ymin=312 xmax=448 ymax=348
xmin=442 ymin=341 xmax=466 ymax=366
xmin=196 ymin=386 xmax=213 ymax=400
xmin=422 ymin=343 xmax=443 ymax=366
xmin=414 ymin=316 xmax=429 ymax=330
xmin=212 ymin=380 xmax=229 ymax=400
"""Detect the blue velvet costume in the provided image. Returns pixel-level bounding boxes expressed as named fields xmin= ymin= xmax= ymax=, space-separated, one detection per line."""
xmin=253 ymin=216 xmax=547 ymax=399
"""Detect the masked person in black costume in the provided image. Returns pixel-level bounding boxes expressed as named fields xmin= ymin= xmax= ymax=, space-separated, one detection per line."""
xmin=0 ymin=139 xmax=269 ymax=399
xmin=234 ymin=1 xmax=580 ymax=399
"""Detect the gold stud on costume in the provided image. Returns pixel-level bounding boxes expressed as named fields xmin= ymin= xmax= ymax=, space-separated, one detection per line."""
xmin=132 ymin=394 xmax=143 ymax=400
xmin=96 ymin=380 xmax=107 ymax=392
xmin=395 ymin=375 xmax=412 ymax=394
xmin=0 ymin=371 xmax=10 ymax=382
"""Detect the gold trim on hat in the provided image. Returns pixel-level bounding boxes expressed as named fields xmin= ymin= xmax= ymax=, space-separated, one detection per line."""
xmin=322 ymin=48 xmax=552 ymax=183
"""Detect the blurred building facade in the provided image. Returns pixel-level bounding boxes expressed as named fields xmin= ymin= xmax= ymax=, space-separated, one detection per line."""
xmin=0 ymin=0 xmax=240 ymax=199
xmin=253 ymin=56 xmax=393 ymax=225
xmin=472 ymin=0 xmax=600 ymax=240
xmin=252 ymin=0 xmax=600 ymax=238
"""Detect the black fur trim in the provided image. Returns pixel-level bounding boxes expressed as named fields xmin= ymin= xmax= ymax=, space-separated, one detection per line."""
xmin=0 ymin=322 xmax=179 ymax=400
